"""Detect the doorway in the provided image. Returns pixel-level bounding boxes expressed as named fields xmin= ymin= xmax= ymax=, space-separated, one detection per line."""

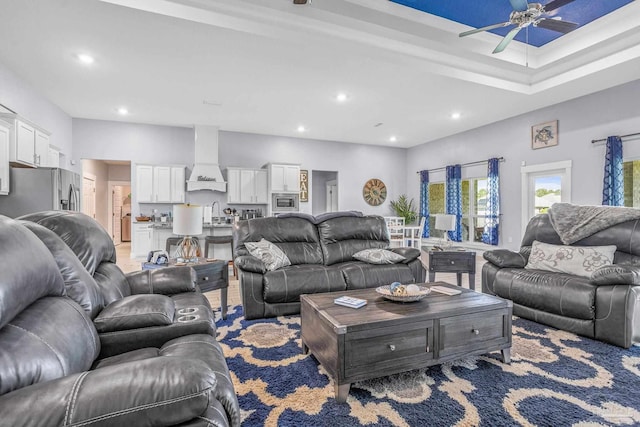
xmin=521 ymin=160 xmax=572 ymax=233
xmin=312 ymin=170 xmax=338 ymax=215
xmin=109 ymin=182 xmax=131 ymax=244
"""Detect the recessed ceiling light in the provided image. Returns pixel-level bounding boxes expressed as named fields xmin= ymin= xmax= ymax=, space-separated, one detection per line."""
xmin=297 ymin=125 xmax=306 ymax=133
xmin=389 ymin=136 xmax=397 ymax=143
xmin=117 ymin=107 xmax=129 ymax=115
xmin=451 ymin=112 xmax=461 ymax=120
xmin=336 ymin=93 xmax=348 ymax=103
xmin=77 ymin=54 xmax=94 ymax=65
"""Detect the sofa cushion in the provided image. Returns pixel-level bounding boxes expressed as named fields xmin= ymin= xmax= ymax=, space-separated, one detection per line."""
xmin=525 ymin=240 xmax=615 ymax=278
xmin=263 ymin=264 xmax=347 ymax=303
xmin=318 ymin=215 xmax=389 ymax=265
xmin=340 ymin=261 xmax=416 ymax=290
xmin=94 ymin=295 xmax=175 ymax=333
xmin=353 ymin=248 xmax=405 ymax=264
xmin=245 ymin=238 xmax=292 ymax=271
xmin=493 ymin=269 xmax=596 ymax=320
xmin=484 ymin=249 xmax=527 ymax=268
xmin=591 ymin=264 xmax=640 ymax=285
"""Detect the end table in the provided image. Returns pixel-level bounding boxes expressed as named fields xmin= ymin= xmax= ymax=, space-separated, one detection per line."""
xmin=428 ymin=250 xmax=476 ymax=290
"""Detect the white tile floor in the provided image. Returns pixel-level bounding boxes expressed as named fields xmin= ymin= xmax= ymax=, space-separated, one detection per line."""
xmin=115 ymin=243 xmax=487 ymax=314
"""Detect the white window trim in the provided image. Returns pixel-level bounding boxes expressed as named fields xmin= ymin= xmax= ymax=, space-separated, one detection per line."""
xmin=520 ymin=160 xmax=572 ymax=234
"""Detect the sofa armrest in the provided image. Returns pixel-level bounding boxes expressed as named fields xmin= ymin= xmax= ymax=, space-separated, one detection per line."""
xmin=0 ymin=357 xmax=216 ymax=427
xmin=389 ymin=247 xmax=421 ymax=263
xmin=235 ymin=255 xmax=266 ymax=274
xmin=126 ymin=267 xmax=196 ymax=295
xmin=591 ymin=264 xmax=640 ymax=285
xmin=94 ymin=294 xmax=175 ymax=333
xmin=483 ymin=250 xmax=527 ymax=268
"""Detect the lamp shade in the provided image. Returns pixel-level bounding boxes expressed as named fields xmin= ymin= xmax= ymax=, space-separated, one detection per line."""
xmin=173 ymin=204 xmax=203 ymax=236
xmin=435 ymin=214 xmax=456 ymax=231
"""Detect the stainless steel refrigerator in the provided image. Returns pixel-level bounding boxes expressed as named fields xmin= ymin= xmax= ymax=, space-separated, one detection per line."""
xmin=0 ymin=167 xmax=81 ymax=218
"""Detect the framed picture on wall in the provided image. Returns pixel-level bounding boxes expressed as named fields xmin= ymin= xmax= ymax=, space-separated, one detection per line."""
xmin=531 ymin=120 xmax=558 ymax=149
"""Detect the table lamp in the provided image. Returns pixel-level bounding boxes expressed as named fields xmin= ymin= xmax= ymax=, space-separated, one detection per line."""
xmin=435 ymin=214 xmax=456 ymax=249
xmin=173 ymin=204 xmax=203 ymax=262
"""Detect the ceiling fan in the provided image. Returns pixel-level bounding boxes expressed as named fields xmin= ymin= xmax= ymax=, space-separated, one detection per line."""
xmin=459 ymin=0 xmax=579 ymax=54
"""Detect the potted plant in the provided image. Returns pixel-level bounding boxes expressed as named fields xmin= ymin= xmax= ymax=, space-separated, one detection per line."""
xmin=390 ymin=194 xmax=418 ymax=224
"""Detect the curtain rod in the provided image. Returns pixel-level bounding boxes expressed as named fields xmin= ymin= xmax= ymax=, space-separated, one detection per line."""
xmin=591 ymin=132 xmax=640 ymax=144
xmin=415 ymin=157 xmax=505 ymax=174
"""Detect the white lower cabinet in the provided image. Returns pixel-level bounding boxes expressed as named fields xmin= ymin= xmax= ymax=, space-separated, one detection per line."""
xmin=133 ymin=223 xmax=154 ymax=258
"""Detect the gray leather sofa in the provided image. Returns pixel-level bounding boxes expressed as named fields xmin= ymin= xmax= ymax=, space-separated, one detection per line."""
xmin=19 ymin=211 xmax=216 ymax=358
xmin=482 ymin=213 xmax=640 ymax=348
xmin=234 ymin=212 xmax=426 ymax=319
xmin=0 ymin=214 xmax=240 ymax=426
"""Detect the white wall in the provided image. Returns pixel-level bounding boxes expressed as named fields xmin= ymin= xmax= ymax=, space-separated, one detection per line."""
xmin=0 ymin=61 xmax=73 ymax=169
xmin=82 ymin=159 xmax=109 ymax=229
xmin=406 ymin=79 xmax=640 ymax=250
xmin=72 ymin=119 xmax=408 ymax=218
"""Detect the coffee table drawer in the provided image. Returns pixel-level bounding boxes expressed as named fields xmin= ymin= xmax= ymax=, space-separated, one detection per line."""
xmin=439 ymin=309 xmax=509 ymax=358
xmin=345 ymin=321 xmax=433 ymax=371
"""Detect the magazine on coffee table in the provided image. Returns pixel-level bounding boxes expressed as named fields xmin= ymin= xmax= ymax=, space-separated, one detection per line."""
xmin=334 ymin=296 xmax=367 ymax=308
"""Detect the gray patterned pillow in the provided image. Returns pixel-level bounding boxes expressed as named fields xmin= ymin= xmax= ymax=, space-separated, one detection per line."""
xmin=525 ymin=240 xmax=616 ymax=278
xmin=245 ymin=239 xmax=291 ymax=271
xmin=353 ymin=249 xmax=405 ymax=265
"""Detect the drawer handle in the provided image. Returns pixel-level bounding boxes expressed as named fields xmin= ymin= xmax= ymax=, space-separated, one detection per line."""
xmin=202 ymin=276 xmax=209 ymax=281
xmin=389 ymin=344 xmax=396 ymax=351
xmin=450 ymin=261 xmax=455 ymax=265
xmin=472 ymin=329 xmax=480 ymax=335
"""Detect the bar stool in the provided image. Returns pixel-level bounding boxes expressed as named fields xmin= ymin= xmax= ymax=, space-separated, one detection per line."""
xmin=204 ymin=235 xmax=236 ymax=278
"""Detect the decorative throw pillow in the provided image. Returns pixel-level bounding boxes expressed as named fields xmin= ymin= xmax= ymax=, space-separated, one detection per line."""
xmin=525 ymin=240 xmax=616 ymax=278
xmin=245 ymin=239 xmax=291 ymax=271
xmin=353 ymin=248 xmax=406 ymax=265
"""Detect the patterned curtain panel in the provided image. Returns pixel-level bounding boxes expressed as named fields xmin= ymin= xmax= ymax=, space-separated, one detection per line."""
xmin=482 ymin=158 xmax=500 ymax=245
xmin=602 ymin=136 xmax=624 ymax=206
xmin=445 ymin=165 xmax=462 ymax=242
xmin=419 ymin=170 xmax=430 ymax=238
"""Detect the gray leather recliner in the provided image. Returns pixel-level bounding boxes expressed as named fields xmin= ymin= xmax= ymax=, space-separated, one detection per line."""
xmin=0 ymin=214 xmax=240 ymax=426
xmin=234 ymin=212 xmax=426 ymax=319
xmin=482 ymin=213 xmax=640 ymax=348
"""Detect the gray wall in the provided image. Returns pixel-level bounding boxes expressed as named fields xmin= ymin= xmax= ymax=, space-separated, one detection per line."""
xmin=72 ymin=119 xmax=408 ymax=218
xmin=406 ymin=79 xmax=640 ymax=250
xmin=82 ymin=159 xmax=109 ymax=229
xmin=0 ymin=61 xmax=73 ymax=169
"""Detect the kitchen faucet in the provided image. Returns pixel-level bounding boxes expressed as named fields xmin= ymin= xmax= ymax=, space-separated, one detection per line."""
xmin=211 ymin=201 xmax=221 ymax=224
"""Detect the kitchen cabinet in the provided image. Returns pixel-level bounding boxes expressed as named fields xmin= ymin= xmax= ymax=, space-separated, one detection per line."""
xmin=136 ymin=165 xmax=154 ymax=203
xmin=136 ymin=164 xmax=185 ymax=204
xmin=268 ymin=163 xmax=300 ymax=192
xmin=170 ymin=166 xmax=186 ymax=203
xmin=0 ymin=122 xmax=9 ymax=195
xmin=133 ymin=223 xmax=154 ymax=258
xmin=48 ymin=146 xmax=60 ymax=168
xmin=226 ymin=168 xmax=267 ymax=204
xmin=0 ymin=114 xmax=51 ymax=168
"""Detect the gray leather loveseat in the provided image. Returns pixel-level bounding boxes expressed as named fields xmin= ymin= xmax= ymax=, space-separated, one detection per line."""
xmin=234 ymin=212 xmax=426 ymax=319
xmin=482 ymin=213 xmax=640 ymax=348
xmin=0 ymin=213 xmax=240 ymax=426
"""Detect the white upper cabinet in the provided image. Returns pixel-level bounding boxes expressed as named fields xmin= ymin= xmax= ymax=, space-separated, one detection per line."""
xmin=136 ymin=164 xmax=186 ymax=204
xmin=170 ymin=166 xmax=185 ymax=203
xmin=226 ymin=167 xmax=268 ymax=204
xmin=136 ymin=165 xmax=154 ymax=203
xmin=268 ymin=163 xmax=300 ymax=192
xmin=48 ymin=146 xmax=60 ymax=168
xmin=0 ymin=122 xmax=10 ymax=195
xmin=0 ymin=114 xmax=51 ymax=168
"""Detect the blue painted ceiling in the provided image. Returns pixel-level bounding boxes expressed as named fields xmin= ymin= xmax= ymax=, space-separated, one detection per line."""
xmin=389 ymin=0 xmax=634 ymax=47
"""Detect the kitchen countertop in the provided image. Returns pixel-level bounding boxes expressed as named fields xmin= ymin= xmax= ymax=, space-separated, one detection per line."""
xmin=133 ymin=221 xmax=233 ymax=229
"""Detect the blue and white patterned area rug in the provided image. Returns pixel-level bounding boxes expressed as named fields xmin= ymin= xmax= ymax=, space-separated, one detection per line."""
xmin=217 ymin=306 xmax=640 ymax=426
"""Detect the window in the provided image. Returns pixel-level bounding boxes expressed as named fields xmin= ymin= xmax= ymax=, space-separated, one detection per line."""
xmin=623 ymin=160 xmax=640 ymax=207
xmin=520 ymin=160 xmax=571 ymax=234
xmin=428 ymin=177 xmax=487 ymax=243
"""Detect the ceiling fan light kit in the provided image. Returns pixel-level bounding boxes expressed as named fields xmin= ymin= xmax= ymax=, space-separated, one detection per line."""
xmin=459 ymin=0 xmax=579 ymax=54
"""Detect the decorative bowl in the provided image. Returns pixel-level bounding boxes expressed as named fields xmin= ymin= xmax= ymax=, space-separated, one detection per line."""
xmin=375 ymin=284 xmax=431 ymax=302
xmin=135 ymin=216 xmax=151 ymax=222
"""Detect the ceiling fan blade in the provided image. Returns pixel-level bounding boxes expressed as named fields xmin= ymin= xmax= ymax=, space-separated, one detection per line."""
xmin=459 ymin=21 xmax=512 ymax=38
xmin=543 ymin=0 xmax=575 ymax=12
xmin=536 ymin=18 xmax=579 ymax=33
xmin=509 ymin=0 xmax=529 ymax=12
xmin=493 ymin=26 xmax=522 ymax=54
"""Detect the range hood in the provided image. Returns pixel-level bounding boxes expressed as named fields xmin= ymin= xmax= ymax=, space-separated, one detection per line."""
xmin=187 ymin=125 xmax=226 ymax=192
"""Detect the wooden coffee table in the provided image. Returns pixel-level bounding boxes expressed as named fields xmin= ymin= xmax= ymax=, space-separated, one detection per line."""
xmin=300 ymin=282 xmax=512 ymax=402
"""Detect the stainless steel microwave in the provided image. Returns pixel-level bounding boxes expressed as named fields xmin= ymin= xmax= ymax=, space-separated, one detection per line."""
xmin=272 ymin=193 xmax=299 ymax=212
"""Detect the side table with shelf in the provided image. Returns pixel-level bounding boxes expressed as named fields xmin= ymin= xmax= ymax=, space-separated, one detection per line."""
xmin=427 ymin=250 xmax=476 ymax=290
